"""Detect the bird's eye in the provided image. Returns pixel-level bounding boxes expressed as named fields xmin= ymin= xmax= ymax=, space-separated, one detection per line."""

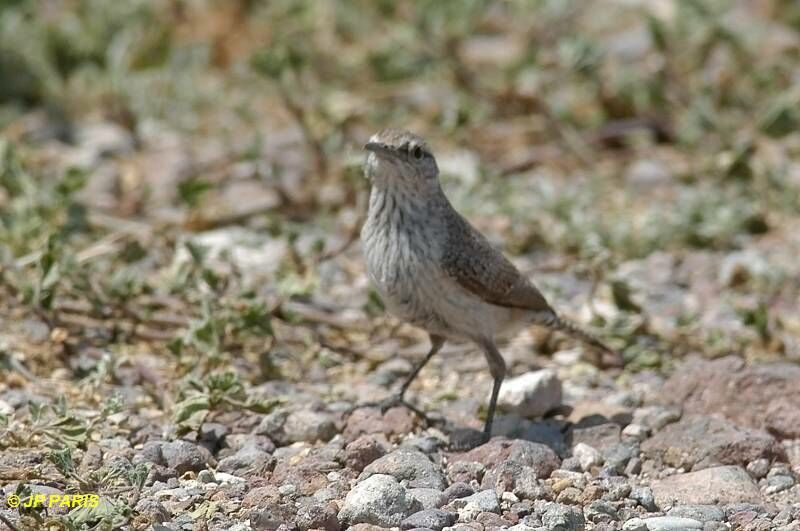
xmin=412 ymin=146 xmax=424 ymax=159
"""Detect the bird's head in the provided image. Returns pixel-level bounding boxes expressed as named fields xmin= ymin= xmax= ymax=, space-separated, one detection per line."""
xmin=364 ymin=129 xmax=440 ymax=196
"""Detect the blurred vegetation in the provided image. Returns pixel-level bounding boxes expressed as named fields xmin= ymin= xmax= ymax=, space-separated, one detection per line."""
xmin=2 ymin=0 xmax=800 ymax=525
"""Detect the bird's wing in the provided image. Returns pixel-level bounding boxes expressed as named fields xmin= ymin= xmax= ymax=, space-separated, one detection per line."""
xmin=441 ymin=212 xmax=553 ymax=313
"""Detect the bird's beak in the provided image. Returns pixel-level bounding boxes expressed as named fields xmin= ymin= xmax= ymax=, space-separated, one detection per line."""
xmin=364 ymin=142 xmax=392 ymax=156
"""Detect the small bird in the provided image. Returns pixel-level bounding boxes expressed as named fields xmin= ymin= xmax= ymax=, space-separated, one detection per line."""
xmin=361 ymin=128 xmax=619 ymax=444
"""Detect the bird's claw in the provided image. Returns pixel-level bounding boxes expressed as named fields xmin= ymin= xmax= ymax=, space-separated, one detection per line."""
xmin=448 ymin=427 xmax=490 ymax=451
xmin=350 ymin=395 xmax=434 ymax=426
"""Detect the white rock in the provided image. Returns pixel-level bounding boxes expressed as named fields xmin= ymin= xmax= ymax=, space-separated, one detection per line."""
xmin=641 ymin=516 xmax=703 ymax=530
xmin=278 ymin=484 xmax=296 ymax=496
xmin=495 ymin=369 xmax=562 ymax=418
xmin=623 ymin=518 xmax=648 ymax=531
xmin=573 ymin=442 xmax=603 ymax=471
xmin=625 ymin=159 xmax=672 ymax=187
xmin=172 ymin=227 xmax=288 ymax=283
xmin=622 ymin=423 xmax=650 ymax=441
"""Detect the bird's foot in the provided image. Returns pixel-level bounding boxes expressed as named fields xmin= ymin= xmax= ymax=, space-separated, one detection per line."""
xmin=448 ymin=427 xmax=490 ymax=451
xmin=350 ymin=394 xmax=434 ymax=426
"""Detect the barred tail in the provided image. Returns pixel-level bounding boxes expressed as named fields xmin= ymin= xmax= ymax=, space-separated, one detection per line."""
xmin=531 ymin=311 xmax=622 ymax=366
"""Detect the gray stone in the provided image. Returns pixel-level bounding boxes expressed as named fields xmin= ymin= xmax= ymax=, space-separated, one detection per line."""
xmin=630 ymin=486 xmax=657 ymax=511
xmin=773 ymin=507 xmax=800 ymax=526
xmin=216 ymin=445 xmax=273 ymax=477
xmin=495 ymin=369 xmax=563 ymax=418
xmin=603 ymin=442 xmax=638 ymax=473
xmin=623 ymin=518 xmax=648 ymax=531
xmin=514 ymin=473 xmax=553 ymax=501
xmin=584 ymin=500 xmax=619 ymax=523
xmin=651 ymin=465 xmax=761 ymax=508
xmin=407 ymin=488 xmax=444 ymax=510
xmin=560 ymin=457 xmax=582 ymax=472
xmin=400 ymin=508 xmax=456 ymax=531
xmin=257 ymin=409 xmax=337 ymax=446
xmin=601 ymin=478 xmax=631 ymax=501
xmin=641 ymin=516 xmax=703 ymax=530
xmin=506 ymin=439 xmax=562 ymax=477
xmin=134 ymin=498 xmax=170 ymax=524
xmin=666 ymin=505 xmax=725 ymax=523
xmin=632 ymin=406 xmax=682 ymax=432
xmin=441 ymin=482 xmax=474 ymax=504
xmin=455 ymin=489 xmax=500 ymax=513
xmin=450 ymin=489 xmax=500 ymax=521
xmin=338 ymin=474 xmax=421 ymax=527
xmin=360 ymin=448 xmax=446 ymax=490
xmin=540 ymin=502 xmax=586 ymax=530
xmin=764 ymin=473 xmax=794 ymax=494
xmin=160 ymin=440 xmax=212 ymax=474
xmin=294 ymin=501 xmax=339 ymax=531
xmin=625 ymin=456 xmax=643 ymax=476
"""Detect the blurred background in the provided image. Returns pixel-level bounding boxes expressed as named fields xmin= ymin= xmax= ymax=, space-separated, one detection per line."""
xmin=1 ymin=0 xmax=800 ymax=527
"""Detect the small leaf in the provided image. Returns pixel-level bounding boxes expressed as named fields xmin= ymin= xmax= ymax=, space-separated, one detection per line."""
xmin=610 ymin=279 xmax=642 ymax=313
xmin=760 ymin=99 xmax=799 ymax=139
xmin=177 ymin=177 xmax=213 ymax=208
xmin=47 ymin=447 xmax=77 ymax=478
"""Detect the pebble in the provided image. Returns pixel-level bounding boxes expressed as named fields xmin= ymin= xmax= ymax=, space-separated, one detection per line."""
xmin=345 ymin=434 xmax=390 ymax=472
xmin=666 ymin=504 xmax=725 ymax=523
xmin=407 ymin=487 xmax=445 ymax=510
xmin=603 ymin=442 xmax=638 ymax=473
xmin=400 ymin=508 xmax=456 ymax=531
xmin=338 ymin=474 xmax=421 ymax=527
xmin=295 ymin=501 xmax=339 ymax=530
xmin=540 ymin=502 xmax=586 ymax=530
xmin=632 ymin=406 xmax=682 ymax=431
xmin=623 ymin=518 xmax=648 ymax=531
xmin=746 ymin=458 xmax=770 ymax=479
xmin=442 ymin=482 xmax=475 ymax=504
xmin=622 ymin=423 xmax=650 ymax=441
xmin=630 ymin=486 xmax=657 ymax=511
xmin=764 ymin=473 xmax=794 ymax=494
xmin=454 ymin=489 xmax=501 ymax=520
xmin=573 ymin=443 xmax=603 ymax=471
xmin=257 ymin=409 xmax=337 ymax=445
xmin=639 ymin=516 xmax=703 ymax=530
xmin=160 ymin=440 xmax=212 ymax=474
xmin=625 ymin=457 xmax=643 ymax=476
xmin=360 ymin=448 xmax=446 ymax=489
xmin=216 ymin=445 xmax=273 ymax=477
xmin=584 ymin=500 xmax=619 ymax=523
xmin=556 ymin=486 xmax=582 ymax=505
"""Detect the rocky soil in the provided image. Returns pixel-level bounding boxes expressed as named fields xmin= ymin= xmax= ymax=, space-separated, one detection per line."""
xmin=2 ymin=1 xmax=800 ymax=530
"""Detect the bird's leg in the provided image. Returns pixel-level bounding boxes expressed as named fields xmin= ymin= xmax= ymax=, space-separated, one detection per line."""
xmin=481 ymin=339 xmax=506 ymax=440
xmin=352 ymin=335 xmax=445 ymax=424
xmin=448 ymin=339 xmax=505 ymax=451
xmin=396 ymin=334 xmax=445 ymax=403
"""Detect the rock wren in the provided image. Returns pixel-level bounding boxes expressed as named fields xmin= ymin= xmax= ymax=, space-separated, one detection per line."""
xmin=361 ymin=128 xmax=619 ymax=442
